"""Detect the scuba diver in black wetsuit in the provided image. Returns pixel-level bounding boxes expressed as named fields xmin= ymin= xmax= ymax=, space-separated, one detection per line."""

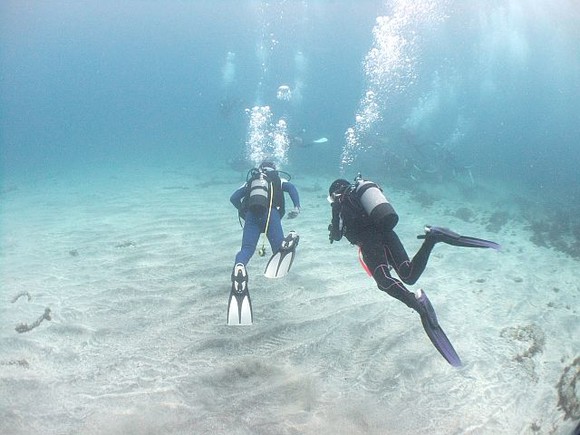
xmin=327 ymin=174 xmax=500 ymax=366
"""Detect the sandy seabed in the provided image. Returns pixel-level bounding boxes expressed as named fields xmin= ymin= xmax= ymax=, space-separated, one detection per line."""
xmin=1 ymin=163 xmax=578 ymax=435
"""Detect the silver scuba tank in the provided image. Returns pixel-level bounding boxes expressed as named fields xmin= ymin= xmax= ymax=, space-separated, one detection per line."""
xmin=247 ymin=174 xmax=270 ymax=212
xmin=355 ymin=179 xmax=399 ymax=231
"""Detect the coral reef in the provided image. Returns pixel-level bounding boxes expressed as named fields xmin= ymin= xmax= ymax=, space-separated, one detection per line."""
xmin=11 ymin=291 xmax=32 ymax=303
xmin=411 ymin=189 xmax=436 ymax=208
xmin=0 ymin=359 xmax=30 ymax=368
xmin=453 ymin=206 xmax=475 ymax=222
xmin=486 ymin=211 xmax=510 ymax=233
xmin=15 ymin=308 xmax=52 ymax=333
xmin=500 ymin=324 xmax=546 ymax=361
xmin=526 ymin=209 xmax=580 ymax=258
xmin=500 ymin=324 xmax=546 ymax=382
xmin=556 ymin=357 xmax=580 ymax=420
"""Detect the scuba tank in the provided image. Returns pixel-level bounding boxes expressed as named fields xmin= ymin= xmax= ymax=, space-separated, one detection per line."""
xmin=246 ymin=171 xmax=270 ymax=213
xmin=354 ymin=175 xmax=399 ymax=231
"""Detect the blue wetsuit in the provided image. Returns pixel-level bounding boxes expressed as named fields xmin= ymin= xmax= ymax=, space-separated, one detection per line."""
xmin=231 ymin=179 xmax=300 ymax=266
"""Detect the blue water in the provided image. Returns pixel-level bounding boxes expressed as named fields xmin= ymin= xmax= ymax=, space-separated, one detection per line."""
xmin=1 ymin=1 xmax=579 ymax=434
xmin=1 ymin=1 xmax=579 ymax=194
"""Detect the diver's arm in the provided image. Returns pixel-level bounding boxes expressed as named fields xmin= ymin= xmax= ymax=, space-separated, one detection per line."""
xmin=329 ymin=203 xmax=343 ymax=242
xmin=229 ymin=185 xmax=246 ymax=210
xmin=282 ymin=181 xmax=301 ymax=209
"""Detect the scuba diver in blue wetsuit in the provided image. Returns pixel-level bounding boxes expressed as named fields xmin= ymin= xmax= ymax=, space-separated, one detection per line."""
xmin=327 ymin=174 xmax=500 ymax=366
xmin=227 ymin=160 xmax=301 ymax=325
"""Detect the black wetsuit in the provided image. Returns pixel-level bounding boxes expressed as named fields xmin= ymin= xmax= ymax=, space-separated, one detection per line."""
xmin=329 ymin=187 xmax=436 ymax=312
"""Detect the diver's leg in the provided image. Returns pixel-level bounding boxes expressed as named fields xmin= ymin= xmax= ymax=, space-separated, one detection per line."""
xmin=384 ymin=230 xmax=436 ymax=285
xmin=361 ymin=241 xmax=420 ymax=311
xmin=234 ymin=212 xmax=262 ymax=266
xmin=363 ymin=238 xmax=461 ymax=365
xmin=266 ymin=210 xmax=284 ymax=253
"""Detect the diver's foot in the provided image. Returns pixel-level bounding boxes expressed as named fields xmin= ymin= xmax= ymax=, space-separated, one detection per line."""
xmin=415 ymin=288 xmax=462 ymax=367
xmin=422 ymin=225 xmax=461 ymax=243
xmin=281 ymin=231 xmax=299 ymax=252
xmin=231 ymin=263 xmax=248 ymax=294
xmin=415 ymin=289 xmax=440 ymax=329
xmin=419 ymin=225 xmax=501 ymax=250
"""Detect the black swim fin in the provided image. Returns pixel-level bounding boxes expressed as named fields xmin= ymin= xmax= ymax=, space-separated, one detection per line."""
xmin=264 ymin=231 xmax=299 ymax=278
xmin=227 ymin=263 xmax=253 ymax=325
xmin=418 ymin=225 xmax=501 ymax=250
xmin=415 ymin=289 xmax=462 ymax=367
